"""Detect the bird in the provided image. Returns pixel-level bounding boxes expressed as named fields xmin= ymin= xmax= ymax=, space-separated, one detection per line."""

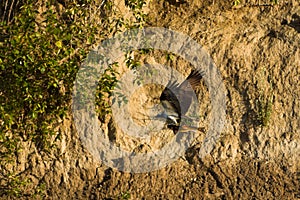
xmin=154 ymin=69 xmax=205 ymax=134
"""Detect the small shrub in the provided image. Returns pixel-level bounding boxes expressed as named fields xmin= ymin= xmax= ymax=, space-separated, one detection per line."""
xmin=0 ymin=0 xmax=147 ymax=197
xmin=255 ymin=94 xmax=273 ymax=127
xmin=253 ymin=66 xmax=274 ymax=127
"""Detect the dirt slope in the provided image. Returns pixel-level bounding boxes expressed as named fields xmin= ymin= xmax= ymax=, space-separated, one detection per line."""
xmin=8 ymin=0 xmax=300 ymax=199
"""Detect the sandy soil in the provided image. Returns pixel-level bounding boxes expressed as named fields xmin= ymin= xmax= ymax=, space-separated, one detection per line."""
xmin=6 ymin=0 xmax=300 ymax=199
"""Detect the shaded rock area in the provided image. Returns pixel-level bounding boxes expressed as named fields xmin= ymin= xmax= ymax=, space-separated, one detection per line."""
xmin=4 ymin=0 xmax=300 ymax=199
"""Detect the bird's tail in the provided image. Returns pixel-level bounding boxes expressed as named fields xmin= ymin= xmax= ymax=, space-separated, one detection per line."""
xmin=168 ymin=124 xmax=205 ymax=133
xmin=181 ymin=125 xmax=205 ymax=132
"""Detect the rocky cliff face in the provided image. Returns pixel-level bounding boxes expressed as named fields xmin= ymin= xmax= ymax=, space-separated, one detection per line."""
xmin=7 ymin=0 xmax=300 ymax=199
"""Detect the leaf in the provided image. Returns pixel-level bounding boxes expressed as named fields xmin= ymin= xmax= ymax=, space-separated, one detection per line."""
xmin=55 ymin=41 xmax=63 ymax=48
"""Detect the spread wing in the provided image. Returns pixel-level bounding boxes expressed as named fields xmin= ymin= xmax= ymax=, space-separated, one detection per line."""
xmin=160 ymin=81 xmax=181 ymax=118
xmin=160 ymin=69 xmax=204 ymax=120
xmin=177 ymin=70 xmax=204 ymax=115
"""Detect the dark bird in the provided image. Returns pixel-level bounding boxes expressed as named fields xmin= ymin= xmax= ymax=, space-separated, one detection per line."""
xmin=155 ymin=69 xmax=204 ymax=133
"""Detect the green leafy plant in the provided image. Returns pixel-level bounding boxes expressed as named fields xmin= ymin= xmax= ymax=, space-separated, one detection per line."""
xmin=125 ymin=0 xmax=147 ymax=28
xmin=96 ymin=62 xmax=120 ymax=122
xmin=233 ymin=0 xmax=279 ymax=6
xmin=93 ymin=0 xmax=148 ymax=122
xmin=118 ymin=190 xmax=131 ymax=200
xmin=255 ymin=94 xmax=273 ymax=127
xmin=0 ymin=0 xmax=148 ymax=197
xmin=253 ymin=66 xmax=274 ymax=127
xmin=0 ymin=0 xmax=94 ymax=195
xmin=270 ymin=0 xmax=279 ymax=4
xmin=233 ymin=0 xmax=241 ymax=6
